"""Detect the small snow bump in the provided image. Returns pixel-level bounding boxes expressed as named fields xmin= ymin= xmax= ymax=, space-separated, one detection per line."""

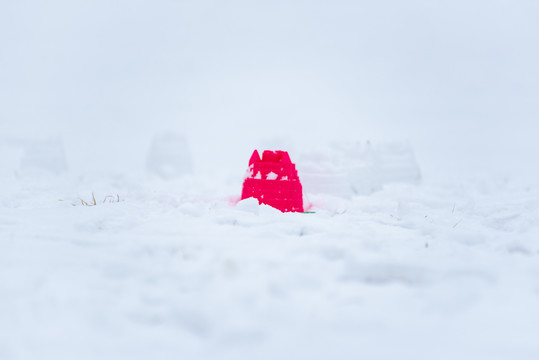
xmin=236 ymin=197 xmax=260 ymax=214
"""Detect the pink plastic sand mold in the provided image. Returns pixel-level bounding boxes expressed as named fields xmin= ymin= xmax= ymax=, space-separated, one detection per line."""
xmin=241 ymin=150 xmax=304 ymax=213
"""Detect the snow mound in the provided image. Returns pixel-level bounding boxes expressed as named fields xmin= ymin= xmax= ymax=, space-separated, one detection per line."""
xmin=146 ymin=133 xmax=193 ymax=179
xmin=297 ymin=141 xmax=421 ymax=197
xmin=0 ymin=137 xmax=67 ymax=177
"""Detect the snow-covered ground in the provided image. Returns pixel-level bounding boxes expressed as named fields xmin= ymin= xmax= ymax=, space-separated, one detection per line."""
xmin=2 ymin=0 xmax=539 ymax=359
xmin=1 ymin=137 xmax=539 ymax=359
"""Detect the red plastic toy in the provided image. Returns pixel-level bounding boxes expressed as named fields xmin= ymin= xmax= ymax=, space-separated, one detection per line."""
xmin=241 ymin=150 xmax=304 ymax=212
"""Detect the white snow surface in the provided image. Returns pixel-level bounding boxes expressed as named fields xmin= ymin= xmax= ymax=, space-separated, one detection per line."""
xmin=1 ymin=137 xmax=539 ymax=360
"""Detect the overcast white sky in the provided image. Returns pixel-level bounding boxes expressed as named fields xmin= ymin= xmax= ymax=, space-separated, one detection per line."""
xmin=1 ymin=0 xmax=538 ymax=180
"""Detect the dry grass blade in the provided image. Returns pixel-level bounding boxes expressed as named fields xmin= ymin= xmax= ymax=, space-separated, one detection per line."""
xmin=103 ymin=195 xmax=115 ymax=203
xmin=78 ymin=192 xmax=121 ymax=206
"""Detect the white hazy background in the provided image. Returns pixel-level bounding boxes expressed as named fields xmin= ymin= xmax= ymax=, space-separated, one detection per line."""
xmin=1 ymin=0 xmax=538 ymax=181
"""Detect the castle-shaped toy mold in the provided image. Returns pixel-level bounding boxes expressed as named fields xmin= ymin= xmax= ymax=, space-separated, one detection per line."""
xmin=241 ymin=150 xmax=304 ymax=212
